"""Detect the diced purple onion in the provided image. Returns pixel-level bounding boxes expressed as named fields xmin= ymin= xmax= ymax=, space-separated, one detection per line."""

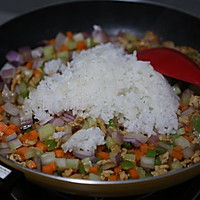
xmin=31 ymin=47 xmax=43 ymax=58
xmin=147 ymin=134 xmax=159 ymax=145
xmin=32 ymin=58 xmax=44 ymax=69
xmin=49 ymin=118 xmax=65 ymax=127
xmin=18 ymin=46 xmax=32 ymax=64
xmin=123 ymin=133 xmax=148 ymax=148
xmin=101 ymin=162 xmax=116 ymax=170
xmin=181 ymin=147 xmax=194 ymax=158
xmin=5 ymin=132 xmax=17 ymax=142
xmin=181 ymin=106 xmax=194 ymax=116
xmin=92 ymin=25 xmax=109 ymax=44
xmin=61 ymin=111 xmax=76 ymax=122
xmin=0 ymin=147 xmax=12 ymax=155
xmin=54 ymin=32 xmax=66 ymax=51
xmin=111 ymin=131 xmax=123 ymax=145
xmin=109 ymin=152 xmax=120 ymax=165
xmin=2 ymin=84 xmax=16 ymax=103
xmin=33 ymin=156 xmax=42 ymax=171
xmin=73 ymin=150 xmax=96 ymax=161
xmin=1 ymin=65 xmax=16 ymax=80
xmin=2 ymin=102 xmax=20 ymax=116
xmin=7 ymin=138 xmax=22 ymax=150
xmin=6 ymin=50 xmax=21 ymax=66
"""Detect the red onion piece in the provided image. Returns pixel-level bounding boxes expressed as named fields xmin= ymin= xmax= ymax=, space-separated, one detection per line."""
xmin=147 ymin=134 xmax=159 ymax=146
xmin=61 ymin=112 xmax=76 ymax=122
xmin=33 ymin=156 xmax=42 ymax=171
xmin=73 ymin=150 xmax=96 ymax=161
xmin=2 ymin=84 xmax=16 ymax=103
xmin=6 ymin=50 xmax=21 ymax=65
xmin=111 ymin=131 xmax=123 ymax=145
xmin=181 ymin=106 xmax=194 ymax=116
xmin=181 ymin=147 xmax=194 ymax=158
xmin=7 ymin=138 xmax=22 ymax=150
xmin=5 ymin=132 xmax=17 ymax=142
xmin=49 ymin=118 xmax=65 ymax=127
xmin=54 ymin=32 xmax=66 ymax=51
xmin=109 ymin=152 xmax=120 ymax=165
xmin=31 ymin=47 xmax=43 ymax=58
xmin=0 ymin=148 xmax=12 ymax=155
xmin=92 ymin=25 xmax=109 ymax=44
xmin=18 ymin=46 xmax=32 ymax=64
xmin=123 ymin=133 xmax=148 ymax=148
xmin=2 ymin=102 xmax=20 ymax=116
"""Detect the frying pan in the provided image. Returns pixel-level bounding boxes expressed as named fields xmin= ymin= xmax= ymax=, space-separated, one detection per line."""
xmin=0 ymin=0 xmax=200 ymax=197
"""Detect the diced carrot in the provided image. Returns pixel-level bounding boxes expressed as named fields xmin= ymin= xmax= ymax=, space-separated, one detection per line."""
xmin=108 ymin=174 xmax=118 ymax=181
xmin=25 ymin=59 xmax=34 ymax=69
xmin=183 ymin=135 xmax=193 ymax=143
xmin=113 ymin=167 xmax=121 ymax=174
xmin=60 ymin=45 xmax=69 ymax=52
xmin=97 ymin=151 xmax=109 ymax=160
xmin=28 ymin=130 xmax=38 ymax=141
xmin=27 ymin=161 xmax=37 ymax=169
xmin=64 ymin=151 xmax=73 ymax=158
xmin=129 ymin=169 xmax=139 ymax=179
xmin=5 ymin=127 xmax=15 ymax=136
xmin=181 ymin=105 xmax=189 ymax=111
xmin=55 ymin=149 xmax=64 ymax=158
xmin=42 ymin=162 xmax=57 ymax=174
xmin=0 ymin=106 xmax=4 ymax=114
xmin=33 ymin=69 xmax=42 ymax=75
xmin=89 ymin=166 xmax=99 ymax=174
xmin=0 ymin=115 xmax=2 ymax=122
xmin=135 ymin=149 xmax=143 ymax=161
xmin=15 ymin=146 xmax=28 ymax=160
xmin=184 ymin=124 xmax=192 ymax=133
xmin=171 ymin=150 xmax=183 ymax=160
xmin=0 ymin=122 xmax=8 ymax=133
xmin=66 ymin=31 xmax=73 ymax=38
xmin=173 ymin=145 xmax=182 ymax=152
xmin=49 ymin=39 xmax=55 ymax=44
xmin=36 ymin=141 xmax=47 ymax=152
xmin=76 ymin=41 xmax=87 ymax=51
xmin=9 ymin=124 xmax=20 ymax=133
xmin=140 ymin=143 xmax=148 ymax=154
xmin=97 ymin=145 xmax=105 ymax=152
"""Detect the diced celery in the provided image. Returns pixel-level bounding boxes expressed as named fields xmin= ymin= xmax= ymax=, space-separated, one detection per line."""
xmin=89 ymin=173 xmax=101 ymax=180
xmin=120 ymin=160 xmax=134 ymax=170
xmin=19 ymin=81 xmax=28 ymax=97
xmin=124 ymin=153 xmax=136 ymax=162
xmin=106 ymin=119 xmax=116 ymax=128
xmin=136 ymin=167 xmax=146 ymax=179
xmin=78 ymin=164 xmax=86 ymax=174
xmin=172 ymin=84 xmax=181 ymax=95
xmin=66 ymin=159 xmax=79 ymax=169
xmin=43 ymin=45 xmax=54 ymax=61
xmin=170 ymin=160 xmax=183 ymax=171
xmin=176 ymin=127 xmax=185 ymax=135
xmin=122 ymin=142 xmax=133 ymax=150
xmin=41 ymin=152 xmax=56 ymax=165
xmin=56 ymin=158 xmax=67 ymax=169
xmin=82 ymin=157 xmax=92 ymax=167
xmin=193 ymin=115 xmax=200 ymax=133
xmin=73 ymin=32 xmax=84 ymax=42
xmin=174 ymin=136 xmax=190 ymax=149
xmin=85 ymin=37 xmax=95 ymax=48
xmin=125 ymin=33 xmax=137 ymax=42
xmin=87 ymin=117 xmax=97 ymax=127
xmin=146 ymin=149 xmax=156 ymax=158
xmin=45 ymin=139 xmax=57 ymax=150
xmin=65 ymin=39 xmax=77 ymax=50
xmin=155 ymin=157 xmax=161 ymax=165
xmin=106 ymin=136 xmax=115 ymax=149
xmin=57 ymin=51 xmax=69 ymax=63
xmin=38 ymin=123 xmax=55 ymax=141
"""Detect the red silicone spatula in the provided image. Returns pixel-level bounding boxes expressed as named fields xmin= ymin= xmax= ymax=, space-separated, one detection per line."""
xmin=137 ymin=47 xmax=200 ymax=87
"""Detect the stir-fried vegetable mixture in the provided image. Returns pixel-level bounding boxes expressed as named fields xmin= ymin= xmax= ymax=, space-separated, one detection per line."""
xmin=0 ymin=26 xmax=200 ymax=181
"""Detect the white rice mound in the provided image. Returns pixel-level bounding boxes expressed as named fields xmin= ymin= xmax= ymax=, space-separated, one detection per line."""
xmin=23 ymin=43 xmax=179 ymax=136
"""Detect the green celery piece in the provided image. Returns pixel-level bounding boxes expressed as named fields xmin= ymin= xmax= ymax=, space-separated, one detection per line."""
xmin=155 ymin=157 xmax=161 ymax=165
xmin=124 ymin=153 xmax=136 ymax=162
xmin=107 ymin=119 xmax=116 ymax=128
xmin=78 ymin=164 xmax=86 ymax=175
xmin=57 ymin=51 xmax=69 ymax=63
xmin=43 ymin=44 xmax=54 ymax=61
xmin=45 ymin=139 xmax=57 ymax=150
xmin=38 ymin=123 xmax=55 ymax=141
xmin=154 ymin=147 xmax=166 ymax=155
xmin=193 ymin=115 xmax=200 ymax=133
xmin=122 ymin=142 xmax=133 ymax=150
xmin=66 ymin=159 xmax=79 ymax=169
xmin=120 ymin=160 xmax=134 ymax=170
xmin=145 ymin=173 xmax=153 ymax=178
xmin=106 ymin=136 xmax=115 ymax=149
xmin=146 ymin=148 xmax=156 ymax=158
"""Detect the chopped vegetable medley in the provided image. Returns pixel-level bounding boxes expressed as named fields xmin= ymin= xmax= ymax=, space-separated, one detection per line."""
xmin=0 ymin=26 xmax=200 ymax=181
